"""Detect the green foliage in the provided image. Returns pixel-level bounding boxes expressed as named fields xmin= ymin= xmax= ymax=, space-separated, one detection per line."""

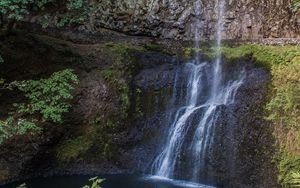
xmin=270 ymin=61 xmax=300 ymax=187
xmin=52 ymin=0 xmax=90 ymax=28
xmin=278 ymin=156 xmax=300 ymax=187
xmin=0 ymin=69 xmax=78 ymax=145
xmin=82 ymin=177 xmax=104 ymax=188
xmin=0 ymin=78 xmax=4 ymax=85
xmin=0 ymin=0 xmax=89 ymax=29
xmin=185 ymin=45 xmax=300 ymax=70
xmin=259 ymin=47 xmax=300 ymax=187
xmin=102 ymin=43 xmax=144 ymax=116
xmin=12 ymin=69 xmax=79 ymax=123
xmin=203 ymin=44 xmax=300 ymax=187
xmin=56 ymin=135 xmax=92 ymax=163
xmin=222 ymin=45 xmax=300 ymax=68
xmin=291 ymin=0 xmax=300 ymax=13
xmin=0 ymin=0 xmax=55 ymax=21
xmin=0 ymin=117 xmax=41 ymax=144
xmin=266 ymin=61 xmax=300 ymax=128
xmin=16 ymin=183 xmax=27 ymax=188
xmin=144 ymin=43 xmax=175 ymax=56
xmin=290 ymin=172 xmax=300 ymax=187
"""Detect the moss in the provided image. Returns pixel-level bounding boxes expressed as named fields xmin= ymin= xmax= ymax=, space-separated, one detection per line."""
xmin=92 ymin=43 xmax=149 ymax=159
xmin=184 ymin=47 xmax=214 ymax=60
xmin=291 ymin=0 xmax=300 ymax=13
xmin=278 ymin=154 xmax=300 ymax=187
xmin=184 ymin=45 xmax=300 ymax=69
xmin=88 ymin=117 xmax=117 ymax=160
xmin=222 ymin=45 xmax=300 ymax=69
xmin=141 ymin=87 xmax=173 ymax=115
xmin=144 ymin=43 xmax=176 ymax=56
xmin=100 ymin=42 xmax=146 ymax=121
xmin=257 ymin=46 xmax=300 ymax=187
xmin=185 ymin=44 xmax=300 ymax=186
xmin=101 ymin=143 xmax=113 ymax=159
xmin=134 ymin=88 xmax=143 ymax=119
xmin=104 ymin=42 xmax=146 ymax=54
xmin=56 ymin=136 xmax=93 ymax=163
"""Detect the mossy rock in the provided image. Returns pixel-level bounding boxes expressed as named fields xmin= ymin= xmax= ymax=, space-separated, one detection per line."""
xmin=56 ymin=136 xmax=93 ymax=163
xmin=184 ymin=45 xmax=300 ymax=70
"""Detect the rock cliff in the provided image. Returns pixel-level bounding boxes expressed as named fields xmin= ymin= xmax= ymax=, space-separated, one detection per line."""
xmin=90 ymin=0 xmax=299 ymax=40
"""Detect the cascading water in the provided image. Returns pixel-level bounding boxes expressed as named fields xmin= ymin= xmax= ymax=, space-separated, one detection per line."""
xmin=151 ymin=0 xmax=245 ymax=185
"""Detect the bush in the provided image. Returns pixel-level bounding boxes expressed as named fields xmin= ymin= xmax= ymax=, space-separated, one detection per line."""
xmin=82 ymin=177 xmax=104 ymax=188
xmin=0 ymin=117 xmax=41 ymax=145
xmin=0 ymin=0 xmax=53 ymax=21
xmin=12 ymin=69 xmax=79 ymax=123
xmin=0 ymin=0 xmax=89 ymax=29
xmin=0 ymin=69 xmax=79 ymax=145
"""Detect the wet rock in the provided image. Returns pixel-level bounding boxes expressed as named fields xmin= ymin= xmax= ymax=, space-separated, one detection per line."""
xmin=89 ymin=0 xmax=299 ymax=40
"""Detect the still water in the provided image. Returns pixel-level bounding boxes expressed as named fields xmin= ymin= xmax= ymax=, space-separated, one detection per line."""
xmin=1 ymin=175 xmax=215 ymax=188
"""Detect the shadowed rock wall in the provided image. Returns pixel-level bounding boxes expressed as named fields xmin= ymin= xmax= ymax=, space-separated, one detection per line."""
xmin=91 ymin=0 xmax=299 ymax=40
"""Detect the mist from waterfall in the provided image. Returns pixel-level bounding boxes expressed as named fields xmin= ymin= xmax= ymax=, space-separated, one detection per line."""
xmin=151 ymin=0 xmax=244 ymax=185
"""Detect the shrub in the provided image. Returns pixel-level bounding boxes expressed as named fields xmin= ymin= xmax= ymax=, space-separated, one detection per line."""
xmin=0 ymin=0 xmax=53 ymax=22
xmin=56 ymin=136 xmax=92 ymax=163
xmin=0 ymin=69 xmax=79 ymax=145
xmin=82 ymin=177 xmax=104 ymax=188
xmin=12 ymin=69 xmax=79 ymax=123
xmin=0 ymin=117 xmax=41 ymax=144
xmin=0 ymin=0 xmax=89 ymax=30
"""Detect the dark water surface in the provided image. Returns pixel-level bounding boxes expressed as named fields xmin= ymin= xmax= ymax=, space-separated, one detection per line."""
xmin=1 ymin=175 xmax=215 ymax=188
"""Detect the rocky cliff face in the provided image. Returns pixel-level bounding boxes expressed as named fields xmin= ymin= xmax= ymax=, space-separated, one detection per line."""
xmin=91 ymin=0 xmax=299 ymax=40
xmin=0 ymin=31 xmax=278 ymax=188
xmin=132 ymin=58 xmax=277 ymax=188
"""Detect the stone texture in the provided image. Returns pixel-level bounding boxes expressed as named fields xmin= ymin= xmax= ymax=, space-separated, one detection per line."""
xmin=90 ymin=0 xmax=300 ymax=40
xmin=0 ymin=32 xmax=278 ymax=188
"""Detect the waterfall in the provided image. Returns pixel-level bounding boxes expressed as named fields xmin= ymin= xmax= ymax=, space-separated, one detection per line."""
xmin=151 ymin=0 xmax=245 ymax=185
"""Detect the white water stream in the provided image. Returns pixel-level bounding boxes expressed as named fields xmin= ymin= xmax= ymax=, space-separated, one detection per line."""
xmin=151 ymin=0 xmax=245 ymax=184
